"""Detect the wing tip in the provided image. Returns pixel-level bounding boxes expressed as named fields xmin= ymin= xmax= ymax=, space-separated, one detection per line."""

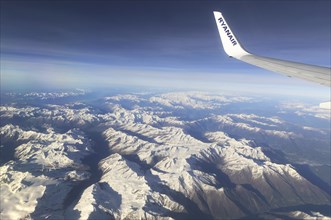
xmin=213 ymin=10 xmax=248 ymax=58
xmin=213 ymin=11 xmax=222 ymax=15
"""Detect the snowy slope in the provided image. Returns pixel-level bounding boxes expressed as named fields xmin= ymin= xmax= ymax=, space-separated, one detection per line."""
xmin=1 ymin=91 xmax=330 ymax=219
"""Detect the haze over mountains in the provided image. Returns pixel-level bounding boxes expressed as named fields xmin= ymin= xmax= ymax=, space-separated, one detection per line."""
xmin=1 ymin=89 xmax=330 ymax=219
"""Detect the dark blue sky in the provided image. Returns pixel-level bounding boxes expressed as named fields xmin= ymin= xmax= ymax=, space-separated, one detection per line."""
xmin=1 ymin=0 xmax=330 ymax=98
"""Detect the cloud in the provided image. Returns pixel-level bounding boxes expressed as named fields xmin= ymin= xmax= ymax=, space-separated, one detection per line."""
xmin=279 ymin=102 xmax=331 ymax=120
xmin=1 ymin=46 xmax=330 ymax=99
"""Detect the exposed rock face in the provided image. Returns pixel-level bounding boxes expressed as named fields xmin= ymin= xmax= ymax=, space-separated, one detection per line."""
xmin=1 ymin=91 xmax=330 ymax=219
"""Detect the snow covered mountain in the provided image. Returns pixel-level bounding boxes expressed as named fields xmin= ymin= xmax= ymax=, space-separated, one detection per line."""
xmin=1 ymin=91 xmax=330 ymax=219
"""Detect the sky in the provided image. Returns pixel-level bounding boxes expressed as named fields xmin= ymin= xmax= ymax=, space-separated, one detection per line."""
xmin=1 ymin=0 xmax=330 ymax=99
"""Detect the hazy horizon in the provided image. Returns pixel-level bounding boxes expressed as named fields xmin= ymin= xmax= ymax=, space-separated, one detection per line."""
xmin=1 ymin=0 xmax=330 ymax=100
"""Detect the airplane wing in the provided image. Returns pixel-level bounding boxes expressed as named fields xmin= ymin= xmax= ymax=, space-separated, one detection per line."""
xmin=213 ymin=11 xmax=331 ymax=87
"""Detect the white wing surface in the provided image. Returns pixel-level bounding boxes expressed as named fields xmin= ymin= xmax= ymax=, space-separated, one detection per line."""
xmin=213 ymin=11 xmax=331 ymax=87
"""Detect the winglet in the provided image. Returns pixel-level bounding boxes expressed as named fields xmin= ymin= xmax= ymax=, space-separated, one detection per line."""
xmin=213 ymin=11 xmax=249 ymax=58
